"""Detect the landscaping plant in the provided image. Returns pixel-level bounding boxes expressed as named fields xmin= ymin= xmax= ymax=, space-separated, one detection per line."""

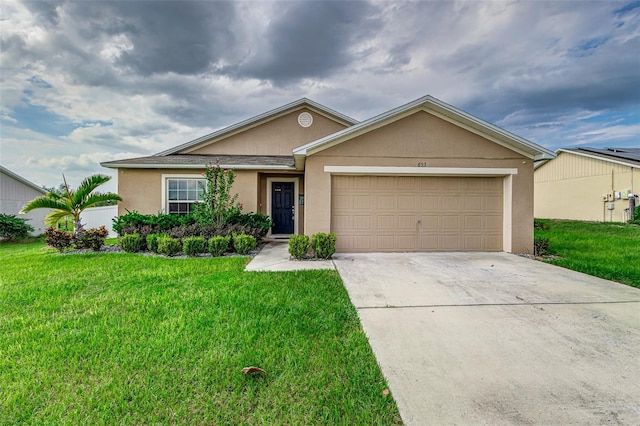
xmin=157 ymin=236 xmax=181 ymax=256
xmin=311 ymin=232 xmax=337 ymax=259
xmin=120 ymin=233 xmax=144 ymax=253
xmin=288 ymin=234 xmax=310 ymax=259
xmin=0 ymin=213 xmax=34 ymax=241
xmin=20 ymin=174 xmax=121 ymax=239
xmin=76 ymin=226 xmax=109 ymax=251
xmin=208 ymin=235 xmax=230 ymax=257
xmin=146 ymin=233 xmax=164 ymax=253
xmin=193 ymin=163 xmax=239 ymax=228
xmin=183 ymin=236 xmax=206 ymax=256
xmin=43 ymin=227 xmax=74 ymax=252
xmin=232 ymin=233 xmax=256 ymax=255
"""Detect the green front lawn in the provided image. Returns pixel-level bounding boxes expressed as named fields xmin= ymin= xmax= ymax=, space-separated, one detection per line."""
xmin=0 ymin=241 xmax=401 ymax=425
xmin=535 ymin=219 xmax=640 ymax=288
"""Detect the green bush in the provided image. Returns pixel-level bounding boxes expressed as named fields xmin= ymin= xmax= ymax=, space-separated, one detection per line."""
xmin=208 ymin=235 xmax=231 ymax=257
xmin=226 ymin=210 xmax=273 ymax=238
xmin=112 ymin=210 xmax=195 ymax=236
xmin=157 ymin=236 xmax=182 ymax=257
xmin=233 ymin=233 xmax=256 ymax=255
xmin=43 ymin=227 xmax=74 ymax=252
xmin=76 ymin=226 xmax=109 ymax=251
xmin=146 ymin=233 xmax=164 ymax=253
xmin=533 ymin=236 xmax=550 ymax=256
xmin=288 ymin=235 xmax=310 ymax=260
xmin=634 ymin=205 xmax=640 ymax=222
xmin=183 ymin=236 xmax=205 ymax=256
xmin=311 ymin=232 xmax=337 ymax=259
xmin=120 ymin=233 xmax=144 ymax=253
xmin=0 ymin=213 xmax=35 ymax=240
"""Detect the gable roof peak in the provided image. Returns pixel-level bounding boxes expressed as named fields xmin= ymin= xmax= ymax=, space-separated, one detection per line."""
xmin=157 ymin=98 xmax=357 ymax=156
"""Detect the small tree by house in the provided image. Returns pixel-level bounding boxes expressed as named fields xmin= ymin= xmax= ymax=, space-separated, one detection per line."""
xmin=192 ymin=163 xmax=239 ymax=228
xmin=21 ymin=174 xmax=121 ymax=238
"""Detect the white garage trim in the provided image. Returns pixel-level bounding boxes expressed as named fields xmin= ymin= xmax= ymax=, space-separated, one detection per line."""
xmin=325 ymin=166 xmax=516 ymax=253
xmin=323 ymin=166 xmax=518 ymax=176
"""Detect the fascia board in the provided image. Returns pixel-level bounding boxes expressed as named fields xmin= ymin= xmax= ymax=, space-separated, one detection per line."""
xmin=558 ymin=149 xmax=640 ymax=169
xmin=101 ymin=163 xmax=295 ymax=170
xmin=158 ymin=98 xmax=358 ymax=156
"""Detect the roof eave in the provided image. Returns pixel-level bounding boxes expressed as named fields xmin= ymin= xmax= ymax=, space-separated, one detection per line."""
xmin=101 ymin=162 xmax=296 ymax=171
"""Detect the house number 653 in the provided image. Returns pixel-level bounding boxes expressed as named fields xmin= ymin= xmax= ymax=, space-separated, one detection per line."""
xmin=417 ymin=162 xmax=427 ymax=167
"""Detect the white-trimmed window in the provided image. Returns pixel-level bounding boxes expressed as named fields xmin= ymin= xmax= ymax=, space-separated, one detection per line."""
xmin=166 ymin=178 xmax=205 ymax=214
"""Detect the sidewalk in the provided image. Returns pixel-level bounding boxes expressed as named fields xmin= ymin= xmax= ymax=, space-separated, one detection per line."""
xmin=245 ymin=241 xmax=335 ymax=271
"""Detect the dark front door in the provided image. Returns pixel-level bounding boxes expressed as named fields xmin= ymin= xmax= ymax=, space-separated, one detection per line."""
xmin=271 ymin=182 xmax=294 ymax=234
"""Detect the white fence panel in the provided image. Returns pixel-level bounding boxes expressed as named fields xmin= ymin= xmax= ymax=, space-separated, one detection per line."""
xmin=81 ymin=206 xmax=118 ymax=237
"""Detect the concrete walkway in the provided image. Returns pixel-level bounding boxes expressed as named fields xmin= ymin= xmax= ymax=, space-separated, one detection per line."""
xmin=245 ymin=241 xmax=335 ymax=271
xmin=333 ymin=252 xmax=640 ymax=425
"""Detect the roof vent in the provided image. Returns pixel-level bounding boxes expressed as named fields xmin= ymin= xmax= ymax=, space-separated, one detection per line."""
xmin=298 ymin=112 xmax=313 ymax=128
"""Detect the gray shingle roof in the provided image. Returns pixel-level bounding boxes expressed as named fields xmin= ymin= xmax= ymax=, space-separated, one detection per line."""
xmin=101 ymin=154 xmax=295 ymax=169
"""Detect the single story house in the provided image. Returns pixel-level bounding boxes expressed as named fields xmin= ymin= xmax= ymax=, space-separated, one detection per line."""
xmin=535 ymin=147 xmax=640 ymax=222
xmin=102 ymin=96 xmax=555 ymax=253
xmin=0 ymin=165 xmax=49 ymax=235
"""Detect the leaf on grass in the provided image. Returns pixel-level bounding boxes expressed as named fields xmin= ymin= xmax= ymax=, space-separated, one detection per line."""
xmin=242 ymin=366 xmax=266 ymax=375
xmin=382 ymin=388 xmax=390 ymax=398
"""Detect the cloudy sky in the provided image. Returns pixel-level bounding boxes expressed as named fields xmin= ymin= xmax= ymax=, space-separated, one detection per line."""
xmin=1 ymin=0 xmax=639 ymax=193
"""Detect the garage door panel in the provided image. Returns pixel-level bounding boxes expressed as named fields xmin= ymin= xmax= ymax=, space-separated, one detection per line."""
xmin=441 ymin=197 xmax=460 ymax=210
xmin=353 ymin=215 xmax=371 ymax=229
xmin=332 ymin=176 xmax=503 ymax=252
xmin=398 ymin=215 xmax=417 ymax=230
xmin=464 ymin=215 xmax=483 ymax=230
xmin=421 ymin=196 xmax=440 ymax=210
xmin=377 ymin=215 xmax=395 ymax=230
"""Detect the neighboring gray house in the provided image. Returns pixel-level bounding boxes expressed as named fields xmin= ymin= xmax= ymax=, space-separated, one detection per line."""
xmin=0 ymin=165 xmax=49 ymax=235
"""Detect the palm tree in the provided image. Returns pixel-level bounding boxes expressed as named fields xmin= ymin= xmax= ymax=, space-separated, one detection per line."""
xmin=21 ymin=174 xmax=122 ymax=237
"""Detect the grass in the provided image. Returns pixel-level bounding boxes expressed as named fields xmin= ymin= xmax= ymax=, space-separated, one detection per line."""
xmin=535 ymin=219 xmax=640 ymax=288
xmin=0 ymin=240 xmax=401 ymax=425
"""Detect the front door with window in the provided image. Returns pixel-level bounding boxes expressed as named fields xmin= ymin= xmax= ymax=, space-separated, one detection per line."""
xmin=271 ymin=182 xmax=294 ymax=234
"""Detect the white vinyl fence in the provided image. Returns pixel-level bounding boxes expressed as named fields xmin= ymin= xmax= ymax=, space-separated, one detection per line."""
xmin=81 ymin=206 xmax=118 ymax=237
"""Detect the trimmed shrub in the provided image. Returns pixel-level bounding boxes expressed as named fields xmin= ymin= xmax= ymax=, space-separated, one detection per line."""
xmin=288 ymin=235 xmax=310 ymax=260
xmin=146 ymin=233 xmax=164 ymax=253
xmin=77 ymin=226 xmax=109 ymax=251
xmin=183 ymin=236 xmax=206 ymax=256
xmin=311 ymin=232 xmax=337 ymax=259
xmin=0 ymin=214 xmax=34 ymax=240
xmin=533 ymin=236 xmax=550 ymax=256
xmin=157 ymin=236 xmax=182 ymax=256
xmin=208 ymin=235 xmax=231 ymax=257
xmin=44 ymin=227 xmax=74 ymax=252
xmin=233 ymin=233 xmax=256 ymax=255
xmin=0 ymin=213 xmax=35 ymax=240
xmin=120 ymin=233 xmax=144 ymax=253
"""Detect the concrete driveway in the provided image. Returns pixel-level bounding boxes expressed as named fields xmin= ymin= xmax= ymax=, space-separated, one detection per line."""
xmin=333 ymin=252 xmax=640 ymax=425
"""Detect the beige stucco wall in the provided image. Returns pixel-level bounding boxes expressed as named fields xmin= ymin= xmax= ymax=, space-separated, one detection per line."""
xmin=187 ymin=108 xmax=348 ymax=156
xmin=303 ymin=111 xmax=534 ymax=253
xmin=117 ymin=168 xmax=260 ymax=215
xmin=535 ymin=152 xmax=640 ymax=221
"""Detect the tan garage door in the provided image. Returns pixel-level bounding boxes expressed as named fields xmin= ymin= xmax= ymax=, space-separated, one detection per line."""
xmin=331 ymin=175 xmax=503 ymax=252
